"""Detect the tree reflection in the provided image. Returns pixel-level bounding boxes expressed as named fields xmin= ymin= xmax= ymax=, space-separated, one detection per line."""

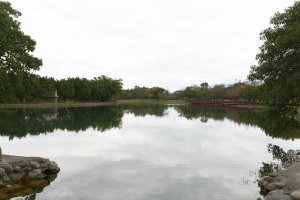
xmin=0 ymin=105 xmax=169 ymax=139
xmin=175 ymin=106 xmax=300 ymax=140
xmin=119 ymin=104 xmax=168 ymax=117
xmin=0 ymin=105 xmax=298 ymax=140
xmin=258 ymin=144 xmax=300 ymax=178
xmin=0 ymin=174 xmax=57 ymax=200
xmin=0 ymin=106 xmax=124 ymax=139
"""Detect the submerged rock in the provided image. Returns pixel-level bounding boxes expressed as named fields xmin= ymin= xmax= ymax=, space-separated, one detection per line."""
xmin=0 ymin=154 xmax=59 ymax=200
xmin=258 ymin=162 xmax=300 ymax=200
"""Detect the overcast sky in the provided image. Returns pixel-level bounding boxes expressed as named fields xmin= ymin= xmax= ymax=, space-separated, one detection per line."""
xmin=9 ymin=0 xmax=295 ymax=91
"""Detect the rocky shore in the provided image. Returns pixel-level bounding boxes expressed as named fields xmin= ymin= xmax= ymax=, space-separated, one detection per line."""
xmin=258 ymin=162 xmax=300 ymax=200
xmin=0 ymin=154 xmax=60 ymax=199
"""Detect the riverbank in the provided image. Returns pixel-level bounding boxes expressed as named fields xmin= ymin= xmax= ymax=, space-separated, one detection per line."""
xmin=0 ymin=101 xmax=115 ymax=109
xmin=0 ymin=100 xmax=295 ymax=112
xmin=117 ymin=99 xmax=187 ymax=105
xmin=0 ymin=154 xmax=60 ymax=199
xmin=0 ymin=99 xmax=187 ymax=109
xmin=258 ymin=162 xmax=300 ymax=200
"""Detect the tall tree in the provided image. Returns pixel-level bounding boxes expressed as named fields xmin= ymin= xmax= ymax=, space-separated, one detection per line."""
xmin=0 ymin=2 xmax=42 ymax=102
xmin=0 ymin=1 xmax=42 ymax=73
xmin=248 ymin=2 xmax=300 ymax=116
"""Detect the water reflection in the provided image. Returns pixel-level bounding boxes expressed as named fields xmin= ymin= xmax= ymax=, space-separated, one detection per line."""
xmin=259 ymin=144 xmax=300 ymax=178
xmin=0 ymin=105 xmax=299 ymax=140
xmin=0 ymin=105 xmax=299 ymax=200
xmin=120 ymin=104 xmax=168 ymax=117
xmin=1 ymin=174 xmax=57 ymax=200
xmin=0 ymin=107 xmax=123 ymax=139
xmin=175 ymin=106 xmax=300 ymax=140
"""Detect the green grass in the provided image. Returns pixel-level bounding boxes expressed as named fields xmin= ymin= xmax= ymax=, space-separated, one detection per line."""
xmin=117 ymin=99 xmax=187 ymax=105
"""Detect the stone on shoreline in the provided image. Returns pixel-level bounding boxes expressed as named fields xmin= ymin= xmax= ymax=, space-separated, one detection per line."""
xmin=291 ymin=190 xmax=300 ymax=200
xmin=265 ymin=190 xmax=292 ymax=200
xmin=0 ymin=155 xmax=60 ymax=189
xmin=0 ymin=161 xmax=13 ymax=174
xmin=0 ymin=168 xmax=5 ymax=176
xmin=29 ymin=169 xmax=42 ymax=179
xmin=258 ymin=162 xmax=300 ymax=200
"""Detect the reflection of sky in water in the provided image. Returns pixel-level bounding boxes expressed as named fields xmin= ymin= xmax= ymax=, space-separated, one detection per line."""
xmin=1 ymin=108 xmax=300 ymax=200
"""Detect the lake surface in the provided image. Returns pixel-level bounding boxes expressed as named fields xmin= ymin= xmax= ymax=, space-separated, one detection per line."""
xmin=0 ymin=104 xmax=299 ymax=200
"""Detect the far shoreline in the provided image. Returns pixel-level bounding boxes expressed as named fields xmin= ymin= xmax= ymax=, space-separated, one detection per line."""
xmin=0 ymin=99 xmax=187 ymax=109
xmin=0 ymin=99 xmax=267 ymax=109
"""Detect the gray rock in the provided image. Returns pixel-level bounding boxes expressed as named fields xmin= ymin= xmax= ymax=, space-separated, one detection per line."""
xmin=0 ymin=168 xmax=6 ymax=176
xmin=262 ymin=176 xmax=274 ymax=182
xmin=13 ymin=165 xmax=22 ymax=172
xmin=30 ymin=161 xmax=40 ymax=169
xmin=40 ymin=163 xmax=47 ymax=168
xmin=266 ymin=183 xmax=277 ymax=191
xmin=23 ymin=166 xmax=32 ymax=172
xmin=48 ymin=162 xmax=59 ymax=171
xmin=2 ymin=175 xmax=10 ymax=182
xmin=265 ymin=190 xmax=292 ymax=200
xmin=274 ymin=182 xmax=286 ymax=189
xmin=0 ymin=161 xmax=13 ymax=173
xmin=29 ymin=169 xmax=42 ymax=179
xmin=291 ymin=190 xmax=300 ymax=200
xmin=269 ymin=173 xmax=279 ymax=177
xmin=263 ymin=181 xmax=269 ymax=188
xmin=17 ymin=160 xmax=29 ymax=168
xmin=9 ymin=172 xmax=24 ymax=181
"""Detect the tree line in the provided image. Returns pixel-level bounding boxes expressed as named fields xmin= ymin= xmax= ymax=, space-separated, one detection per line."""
xmin=173 ymin=82 xmax=260 ymax=101
xmin=0 ymin=2 xmax=123 ymax=103
xmin=0 ymin=1 xmax=299 ymax=116
xmin=0 ymin=72 xmax=123 ymax=103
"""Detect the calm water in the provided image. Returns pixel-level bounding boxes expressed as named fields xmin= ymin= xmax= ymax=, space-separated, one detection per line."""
xmin=0 ymin=105 xmax=300 ymax=200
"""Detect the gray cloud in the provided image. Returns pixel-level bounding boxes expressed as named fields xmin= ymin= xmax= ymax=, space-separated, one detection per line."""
xmin=9 ymin=0 xmax=296 ymax=91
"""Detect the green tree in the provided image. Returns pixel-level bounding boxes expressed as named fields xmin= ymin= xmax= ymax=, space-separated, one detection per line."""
xmin=200 ymin=82 xmax=209 ymax=90
xmin=0 ymin=2 xmax=42 ymax=73
xmin=248 ymin=2 xmax=300 ymax=115
xmin=0 ymin=2 xmax=42 ymax=103
xmin=57 ymin=79 xmax=75 ymax=99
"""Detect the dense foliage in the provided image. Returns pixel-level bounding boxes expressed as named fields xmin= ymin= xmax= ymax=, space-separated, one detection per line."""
xmin=0 ymin=2 xmax=122 ymax=103
xmin=0 ymin=2 xmax=42 ymax=73
xmin=259 ymin=144 xmax=300 ymax=178
xmin=0 ymin=2 xmax=43 ymax=102
xmin=57 ymin=76 xmax=123 ymax=101
xmin=174 ymin=82 xmax=261 ymax=101
xmin=248 ymin=2 xmax=300 ymax=115
xmin=121 ymin=86 xmax=170 ymax=100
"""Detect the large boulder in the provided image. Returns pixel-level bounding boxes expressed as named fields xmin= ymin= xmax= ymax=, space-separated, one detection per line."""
xmin=265 ymin=190 xmax=292 ymax=200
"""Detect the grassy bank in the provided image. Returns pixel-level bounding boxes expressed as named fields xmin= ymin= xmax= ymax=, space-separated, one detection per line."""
xmin=0 ymin=99 xmax=187 ymax=109
xmin=117 ymin=99 xmax=187 ymax=105
xmin=0 ymin=102 xmax=115 ymax=109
